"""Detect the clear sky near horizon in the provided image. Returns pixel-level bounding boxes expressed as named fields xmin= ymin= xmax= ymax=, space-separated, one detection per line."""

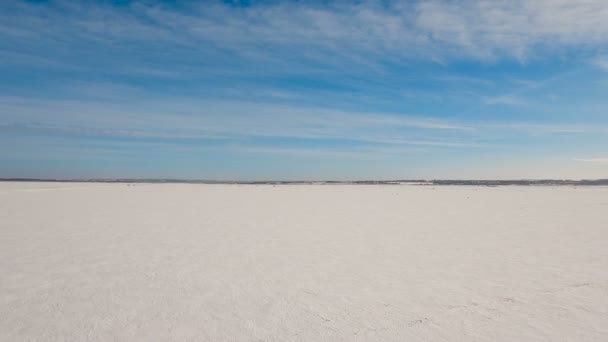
xmin=1 ymin=0 xmax=608 ymax=180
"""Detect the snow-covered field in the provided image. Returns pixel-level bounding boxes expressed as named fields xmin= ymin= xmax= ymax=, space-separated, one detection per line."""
xmin=1 ymin=182 xmax=607 ymax=341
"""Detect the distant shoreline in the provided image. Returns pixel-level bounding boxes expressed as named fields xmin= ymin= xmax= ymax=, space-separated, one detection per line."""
xmin=1 ymin=178 xmax=607 ymax=186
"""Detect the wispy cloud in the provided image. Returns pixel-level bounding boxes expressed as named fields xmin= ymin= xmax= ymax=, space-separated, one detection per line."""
xmin=0 ymin=95 xmax=479 ymax=147
xmin=483 ymin=95 xmax=526 ymax=106
xmin=3 ymin=0 xmax=608 ymax=70
xmin=229 ymin=146 xmax=385 ymax=159
xmin=415 ymin=0 xmax=608 ymax=62
xmin=0 ymin=123 xmax=231 ymax=141
xmin=480 ymin=122 xmax=608 ymax=135
xmin=592 ymin=57 xmax=608 ymax=71
xmin=575 ymin=158 xmax=608 ymax=164
xmin=434 ymin=75 xmax=494 ymax=86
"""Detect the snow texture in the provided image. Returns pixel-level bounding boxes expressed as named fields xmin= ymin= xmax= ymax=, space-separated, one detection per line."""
xmin=1 ymin=182 xmax=607 ymax=341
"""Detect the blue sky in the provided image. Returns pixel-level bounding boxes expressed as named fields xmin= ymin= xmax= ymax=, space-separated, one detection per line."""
xmin=1 ymin=0 xmax=608 ymax=180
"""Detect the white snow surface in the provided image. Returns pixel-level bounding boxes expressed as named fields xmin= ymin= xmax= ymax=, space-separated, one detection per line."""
xmin=1 ymin=182 xmax=608 ymax=341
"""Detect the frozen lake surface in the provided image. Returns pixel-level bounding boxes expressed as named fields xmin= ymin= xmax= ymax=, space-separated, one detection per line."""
xmin=1 ymin=182 xmax=607 ymax=341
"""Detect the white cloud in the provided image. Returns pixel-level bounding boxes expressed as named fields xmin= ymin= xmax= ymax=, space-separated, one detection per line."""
xmin=0 ymin=95 xmax=479 ymax=147
xmin=480 ymin=122 xmax=608 ymax=135
xmin=415 ymin=0 xmax=608 ymax=61
xmin=592 ymin=57 xmax=608 ymax=71
xmin=575 ymin=158 xmax=608 ymax=164
xmin=483 ymin=95 xmax=526 ymax=106
xmin=434 ymin=75 xmax=494 ymax=86
xmin=229 ymin=146 xmax=384 ymax=159
xmin=3 ymin=0 xmax=608 ymax=67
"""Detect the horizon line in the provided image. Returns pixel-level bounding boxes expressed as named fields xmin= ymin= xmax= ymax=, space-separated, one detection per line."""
xmin=2 ymin=178 xmax=607 ymax=185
